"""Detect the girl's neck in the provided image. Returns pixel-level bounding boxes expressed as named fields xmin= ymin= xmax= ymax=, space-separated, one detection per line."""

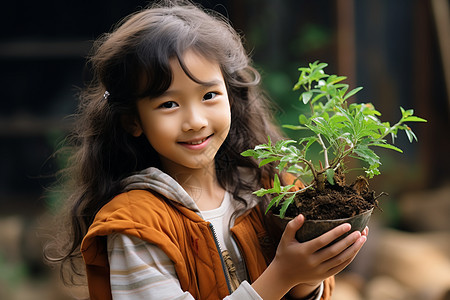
xmin=162 ymin=162 xmax=226 ymax=211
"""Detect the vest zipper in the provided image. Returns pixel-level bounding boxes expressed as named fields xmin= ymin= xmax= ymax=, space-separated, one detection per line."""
xmin=230 ymin=232 xmax=250 ymax=282
xmin=208 ymin=223 xmax=233 ymax=294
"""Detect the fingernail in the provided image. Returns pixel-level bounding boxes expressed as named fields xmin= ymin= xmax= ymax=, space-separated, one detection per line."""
xmin=343 ymin=223 xmax=351 ymax=231
xmin=351 ymin=231 xmax=361 ymax=239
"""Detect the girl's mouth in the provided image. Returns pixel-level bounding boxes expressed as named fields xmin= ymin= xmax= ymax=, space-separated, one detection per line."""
xmin=179 ymin=134 xmax=213 ymax=149
xmin=185 ymin=136 xmax=208 ymax=145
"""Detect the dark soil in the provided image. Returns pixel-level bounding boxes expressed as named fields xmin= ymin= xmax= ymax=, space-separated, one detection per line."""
xmin=274 ymin=177 xmax=381 ymax=220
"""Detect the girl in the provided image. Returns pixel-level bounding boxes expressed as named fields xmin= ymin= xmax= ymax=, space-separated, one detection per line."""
xmin=48 ymin=1 xmax=368 ymax=299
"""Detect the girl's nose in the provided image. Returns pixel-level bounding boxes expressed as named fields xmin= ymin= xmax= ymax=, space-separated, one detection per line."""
xmin=181 ymin=106 xmax=208 ymax=132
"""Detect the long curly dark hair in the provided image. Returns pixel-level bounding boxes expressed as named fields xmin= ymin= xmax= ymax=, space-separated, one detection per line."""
xmin=46 ymin=0 xmax=284 ymax=285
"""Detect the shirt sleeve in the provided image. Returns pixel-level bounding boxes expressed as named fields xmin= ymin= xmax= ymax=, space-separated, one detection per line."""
xmin=107 ymin=233 xmax=262 ymax=300
xmin=314 ymin=282 xmax=324 ymax=300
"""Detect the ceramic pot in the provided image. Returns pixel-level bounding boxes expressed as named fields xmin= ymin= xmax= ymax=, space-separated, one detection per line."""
xmin=268 ymin=208 xmax=373 ymax=244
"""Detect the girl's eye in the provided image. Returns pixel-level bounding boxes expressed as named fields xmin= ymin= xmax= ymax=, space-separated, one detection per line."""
xmin=203 ymin=92 xmax=217 ymax=101
xmin=159 ymin=101 xmax=178 ymax=109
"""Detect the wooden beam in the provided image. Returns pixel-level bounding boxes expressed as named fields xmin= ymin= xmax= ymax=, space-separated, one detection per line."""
xmin=336 ymin=0 xmax=356 ymax=91
xmin=431 ymin=0 xmax=450 ymax=115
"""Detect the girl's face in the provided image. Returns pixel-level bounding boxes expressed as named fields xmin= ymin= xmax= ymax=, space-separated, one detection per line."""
xmin=132 ymin=50 xmax=231 ymax=176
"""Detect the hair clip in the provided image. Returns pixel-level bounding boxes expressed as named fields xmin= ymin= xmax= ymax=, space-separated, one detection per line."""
xmin=103 ymin=90 xmax=110 ymax=100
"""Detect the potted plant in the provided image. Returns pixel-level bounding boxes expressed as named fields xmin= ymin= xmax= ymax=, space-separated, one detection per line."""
xmin=242 ymin=61 xmax=427 ymax=243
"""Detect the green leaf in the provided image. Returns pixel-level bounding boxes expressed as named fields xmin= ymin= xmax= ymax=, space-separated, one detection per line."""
xmin=329 ymin=115 xmax=348 ymax=125
xmin=354 ymin=144 xmax=381 ymax=168
xmin=310 ymin=92 xmax=327 ymax=104
xmin=275 ymin=140 xmax=286 ymax=151
xmin=299 ymin=114 xmax=308 ymax=125
xmin=253 ymin=188 xmax=272 ymax=197
xmin=265 ymin=194 xmax=284 ymax=214
xmin=365 ymin=165 xmax=381 ymax=178
xmin=259 ymin=157 xmax=279 ymax=167
xmin=326 ymin=168 xmax=335 ymax=185
xmin=400 ymin=107 xmax=414 ymax=118
xmin=405 ymin=128 xmax=418 ymax=143
xmin=302 ymin=137 xmax=318 ymax=153
xmin=371 ymin=143 xmax=403 ymax=153
xmin=283 ymin=124 xmax=308 ymax=130
xmin=281 ymin=184 xmax=296 ymax=192
xmin=273 ymin=174 xmax=281 ymax=193
xmin=241 ymin=149 xmax=256 ymax=157
xmin=335 ymin=106 xmax=356 ymax=125
xmin=302 ymin=91 xmax=313 ymax=104
xmin=277 ymin=161 xmax=287 ymax=172
xmin=254 ymin=144 xmax=270 ymax=150
xmin=403 ymin=116 xmax=427 ymax=123
xmin=279 ymin=194 xmax=296 ymax=218
xmin=327 ymin=75 xmax=347 ymax=85
xmin=343 ymin=87 xmax=363 ymax=100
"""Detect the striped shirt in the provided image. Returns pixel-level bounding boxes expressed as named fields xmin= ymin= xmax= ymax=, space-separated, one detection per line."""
xmin=107 ymin=233 xmax=263 ymax=299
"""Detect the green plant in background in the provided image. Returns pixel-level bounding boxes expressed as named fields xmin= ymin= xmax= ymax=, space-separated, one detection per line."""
xmin=0 ymin=251 xmax=28 ymax=296
xmin=44 ymin=130 xmax=73 ymax=213
xmin=242 ymin=61 xmax=427 ymax=218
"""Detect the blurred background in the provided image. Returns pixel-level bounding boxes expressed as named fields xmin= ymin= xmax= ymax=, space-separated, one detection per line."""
xmin=1 ymin=0 xmax=449 ymax=299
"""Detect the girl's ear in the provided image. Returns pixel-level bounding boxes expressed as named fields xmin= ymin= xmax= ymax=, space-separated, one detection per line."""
xmin=120 ymin=114 xmax=143 ymax=137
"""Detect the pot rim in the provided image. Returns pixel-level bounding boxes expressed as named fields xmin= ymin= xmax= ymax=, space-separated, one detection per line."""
xmin=273 ymin=207 xmax=374 ymax=223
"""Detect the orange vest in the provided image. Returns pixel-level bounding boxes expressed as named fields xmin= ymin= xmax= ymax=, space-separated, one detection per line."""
xmin=81 ymin=189 xmax=334 ymax=299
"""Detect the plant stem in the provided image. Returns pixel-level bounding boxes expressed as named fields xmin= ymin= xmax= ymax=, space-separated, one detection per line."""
xmin=299 ymin=158 xmax=318 ymax=182
xmin=317 ymin=134 xmax=330 ymax=169
xmin=284 ymin=183 xmax=315 ymax=196
xmin=269 ymin=151 xmax=319 ymax=184
xmin=379 ymin=120 xmax=403 ymax=141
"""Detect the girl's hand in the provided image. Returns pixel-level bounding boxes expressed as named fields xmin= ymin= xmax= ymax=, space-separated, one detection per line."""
xmin=252 ymin=214 xmax=367 ymax=299
xmin=277 ymin=214 xmax=367 ymax=286
xmin=287 ymin=221 xmax=369 ymax=298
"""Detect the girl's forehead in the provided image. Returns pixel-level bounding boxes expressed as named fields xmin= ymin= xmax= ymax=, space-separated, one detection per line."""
xmin=176 ymin=50 xmax=220 ymax=68
xmin=168 ymin=50 xmax=224 ymax=82
xmin=136 ymin=48 xmax=226 ymax=100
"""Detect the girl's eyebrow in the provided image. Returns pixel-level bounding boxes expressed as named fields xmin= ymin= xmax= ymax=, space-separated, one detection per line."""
xmin=200 ymin=79 xmax=223 ymax=87
xmin=158 ymin=79 xmax=224 ymax=97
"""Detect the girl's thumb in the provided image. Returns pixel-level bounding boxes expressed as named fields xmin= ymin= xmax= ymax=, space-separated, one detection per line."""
xmin=282 ymin=214 xmax=305 ymax=242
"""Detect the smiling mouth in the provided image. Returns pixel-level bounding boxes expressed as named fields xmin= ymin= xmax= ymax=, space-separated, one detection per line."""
xmin=180 ymin=134 xmax=213 ymax=145
xmin=186 ymin=137 xmax=208 ymax=145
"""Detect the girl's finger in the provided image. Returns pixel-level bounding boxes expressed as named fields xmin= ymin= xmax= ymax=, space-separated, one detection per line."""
xmin=305 ymin=223 xmax=352 ymax=252
xmin=314 ymin=230 xmax=362 ymax=263
xmin=281 ymin=214 xmax=305 ymax=242
xmin=323 ymin=254 xmax=356 ymax=277
xmin=362 ymin=226 xmax=369 ymax=237
xmin=322 ymin=235 xmax=367 ymax=273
